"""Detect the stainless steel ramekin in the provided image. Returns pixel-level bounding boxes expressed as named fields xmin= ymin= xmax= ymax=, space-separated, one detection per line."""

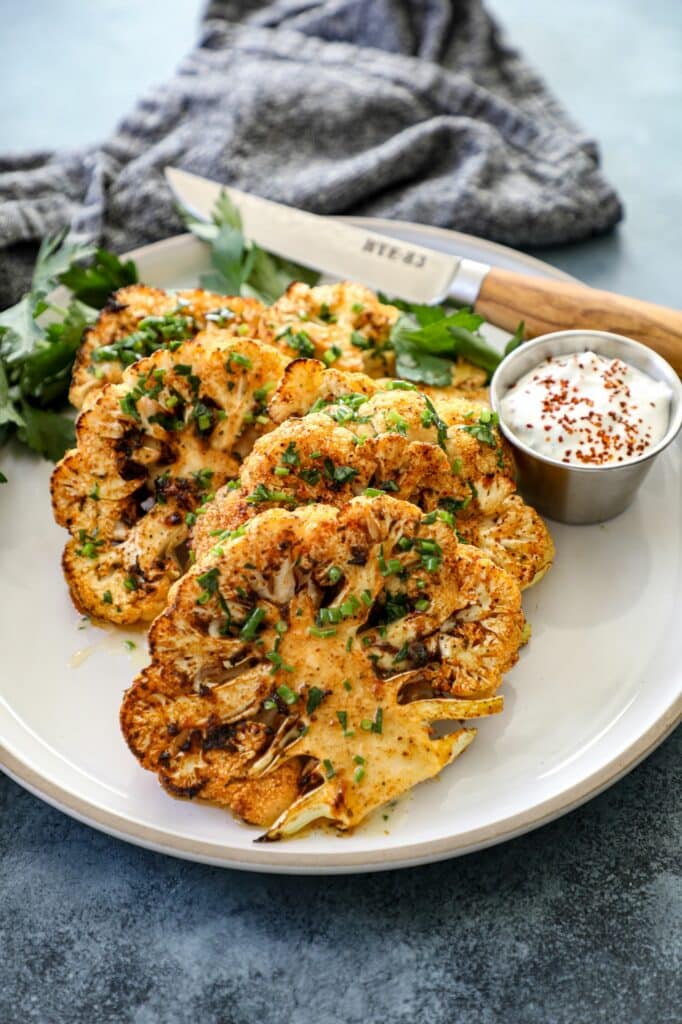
xmin=489 ymin=330 xmax=682 ymax=524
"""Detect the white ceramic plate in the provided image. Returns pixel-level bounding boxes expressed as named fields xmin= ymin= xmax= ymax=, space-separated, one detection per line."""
xmin=1 ymin=220 xmax=680 ymax=875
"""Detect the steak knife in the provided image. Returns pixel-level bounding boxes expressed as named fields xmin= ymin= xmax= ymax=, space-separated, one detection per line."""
xmin=165 ymin=167 xmax=682 ymax=374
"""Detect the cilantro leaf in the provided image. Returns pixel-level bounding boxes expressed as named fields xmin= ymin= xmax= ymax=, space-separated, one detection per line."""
xmin=0 ymin=231 xmax=112 ymax=467
xmin=31 ymin=229 xmax=95 ymax=296
xmin=243 ymin=244 xmax=318 ymax=305
xmin=19 ymin=301 xmax=95 ymax=407
xmin=180 ymin=190 xmax=319 ymax=304
xmin=17 ymin=404 xmax=75 ymax=462
xmin=59 ymin=248 xmax=138 ymax=308
xmin=0 ymin=295 xmax=40 ymax=365
xmin=200 ymin=221 xmax=252 ymax=294
xmin=386 ymin=303 xmax=503 ymax=387
xmin=394 ymin=343 xmax=454 ymax=388
xmin=0 ymin=362 xmax=23 ymax=428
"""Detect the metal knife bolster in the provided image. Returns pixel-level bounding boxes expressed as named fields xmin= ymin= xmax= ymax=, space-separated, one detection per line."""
xmin=447 ymin=258 xmax=490 ymax=307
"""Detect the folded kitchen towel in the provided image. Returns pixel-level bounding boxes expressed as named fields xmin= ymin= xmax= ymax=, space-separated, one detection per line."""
xmin=0 ymin=0 xmax=623 ymax=306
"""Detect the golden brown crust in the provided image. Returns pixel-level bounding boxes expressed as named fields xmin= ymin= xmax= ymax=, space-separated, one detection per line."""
xmin=194 ymin=381 xmax=554 ymax=591
xmin=70 ymin=285 xmax=265 ymax=409
xmin=121 ymin=496 xmax=524 ymax=836
xmin=261 ymin=282 xmax=489 ymax=392
xmin=53 ymin=332 xmax=288 ymax=623
xmin=70 ymin=280 xmax=491 ymax=412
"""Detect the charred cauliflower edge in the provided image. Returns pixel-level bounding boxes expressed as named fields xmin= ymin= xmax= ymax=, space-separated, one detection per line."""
xmin=71 ymin=281 xmax=488 ymax=409
xmin=52 ymin=332 xmax=289 ymax=623
xmin=195 ymin=368 xmax=554 ymax=591
xmin=121 ymin=495 xmax=524 ymax=840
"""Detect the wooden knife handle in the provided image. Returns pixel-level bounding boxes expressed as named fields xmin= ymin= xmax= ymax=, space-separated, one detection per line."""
xmin=475 ymin=267 xmax=682 ymax=376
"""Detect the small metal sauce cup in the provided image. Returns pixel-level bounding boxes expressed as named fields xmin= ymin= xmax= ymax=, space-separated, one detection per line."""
xmin=489 ymin=330 xmax=682 ymax=524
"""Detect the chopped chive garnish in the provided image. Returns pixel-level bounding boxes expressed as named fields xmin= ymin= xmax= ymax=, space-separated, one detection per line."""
xmin=276 ymin=684 xmax=298 ymax=705
xmin=228 ymin=351 xmax=252 ymax=369
xmin=267 ymin=650 xmax=295 ymax=674
xmin=323 ymin=759 xmax=335 ymax=779
xmin=239 ymin=606 xmax=266 ymax=641
xmin=308 ymin=626 xmax=337 ymax=638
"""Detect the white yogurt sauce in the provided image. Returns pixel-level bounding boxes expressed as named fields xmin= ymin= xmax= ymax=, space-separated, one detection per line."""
xmin=500 ymin=351 xmax=671 ymax=466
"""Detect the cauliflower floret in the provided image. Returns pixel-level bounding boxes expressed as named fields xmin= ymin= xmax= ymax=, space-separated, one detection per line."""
xmin=121 ymin=496 xmax=524 ymax=838
xmin=52 ymin=332 xmax=288 ymax=623
xmin=70 ymin=285 xmax=265 ymax=409
xmin=262 ymin=282 xmax=488 ymax=392
xmin=196 ymin=377 xmax=554 ymax=590
xmin=260 ymin=281 xmax=399 ymax=376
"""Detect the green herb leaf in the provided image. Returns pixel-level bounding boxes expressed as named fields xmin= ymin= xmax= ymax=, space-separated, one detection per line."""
xmin=180 ymin=190 xmax=319 ymax=305
xmin=58 ymin=248 xmax=138 ymax=308
xmin=306 ymin=686 xmax=326 ymax=715
xmin=17 ymin=404 xmax=75 ymax=461
xmin=461 ymin=409 xmax=500 ymax=447
xmin=504 ymin=320 xmax=526 ymax=356
xmin=386 ymin=302 xmax=502 ymax=387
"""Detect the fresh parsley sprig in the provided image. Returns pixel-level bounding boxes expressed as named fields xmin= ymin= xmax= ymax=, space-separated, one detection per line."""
xmin=180 ymin=191 xmax=319 ymax=305
xmin=0 ymin=231 xmax=139 ymax=465
xmin=381 ymin=295 xmax=524 ymax=387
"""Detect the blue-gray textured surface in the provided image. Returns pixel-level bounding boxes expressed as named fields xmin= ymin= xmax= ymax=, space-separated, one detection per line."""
xmin=1 ymin=1 xmax=680 ymax=1021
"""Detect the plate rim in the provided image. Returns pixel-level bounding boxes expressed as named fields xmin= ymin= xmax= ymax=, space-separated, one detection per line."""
xmin=2 ymin=699 xmax=679 ymax=874
xmin=2 ymin=218 xmax=678 ymax=874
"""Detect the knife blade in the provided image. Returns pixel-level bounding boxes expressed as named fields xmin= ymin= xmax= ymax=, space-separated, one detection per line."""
xmin=164 ymin=166 xmax=487 ymax=306
xmin=165 ymin=166 xmax=682 ymax=374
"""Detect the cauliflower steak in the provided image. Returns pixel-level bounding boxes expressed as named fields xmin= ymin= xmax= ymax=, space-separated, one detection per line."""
xmin=196 ymin=374 xmax=554 ymax=590
xmin=52 ymin=333 xmax=288 ymax=623
xmin=262 ymin=281 xmax=488 ymax=391
xmin=121 ymin=496 xmax=524 ymax=838
xmin=70 ymin=285 xmax=265 ymax=409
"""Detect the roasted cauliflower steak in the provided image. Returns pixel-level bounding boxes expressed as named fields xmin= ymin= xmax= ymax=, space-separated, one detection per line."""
xmin=70 ymin=285 xmax=265 ymax=409
xmin=52 ymin=332 xmax=289 ymax=623
xmin=70 ymin=280 xmax=487 ymax=412
xmin=261 ymin=281 xmax=488 ymax=391
xmin=196 ymin=370 xmax=554 ymax=590
xmin=121 ymin=496 xmax=524 ymax=838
